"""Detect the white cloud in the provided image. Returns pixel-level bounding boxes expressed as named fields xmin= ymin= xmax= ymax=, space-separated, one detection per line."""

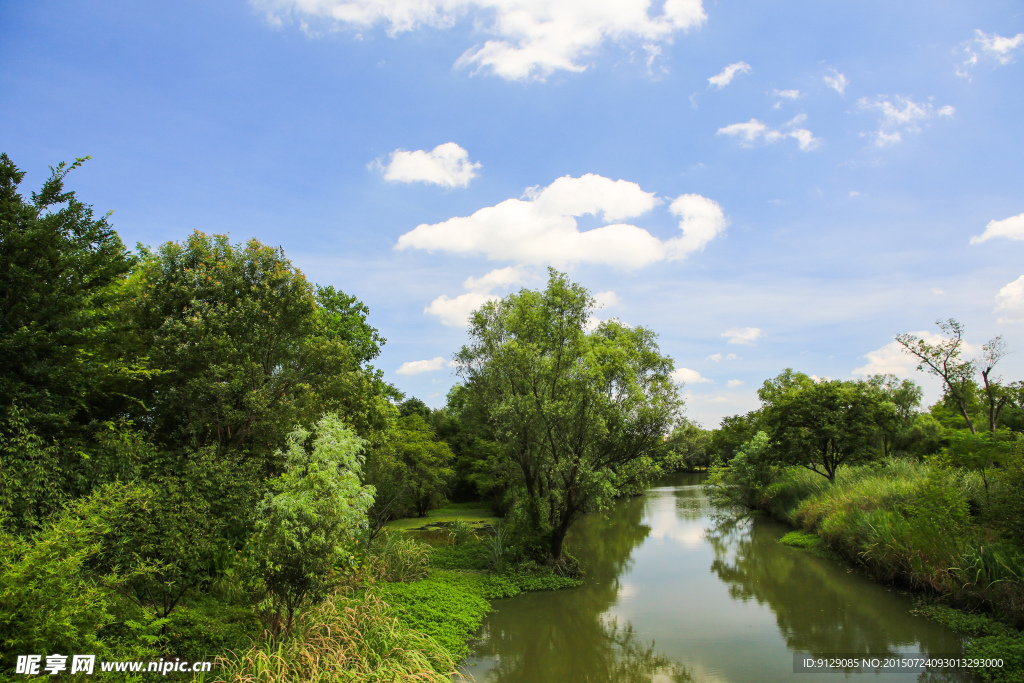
xmin=976 ymin=30 xmax=1024 ymax=62
xmin=772 ymin=88 xmax=800 ymax=100
xmin=255 ymin=0 xmax=708 ymax=81
xmin=726 ymin=379 xmax=743 ymax=387
xmin=787 ymin=128 xmax=820 ymax=151
xmin=463 ymin=265 xmax=530 ymax=292
xmin=823 ymin=68 xmax=848 ymax=95
xmin=377 ymin=142 xmax=480 ymax=188
xmin=959 ymin=29 xmax=1024 ymax=77
xmin=396 ymin=356 xmax=449 ymax=375
xmin=424 ymin=292 xmax=499 ymax=326
xmin=716 ymin=118 xmax=820 ymax=151
xmin=708 ymin=61 xmax=751 ymax=88
xmin=706 ymin=352 xmax=737 ymax=362
xmin=396 ymin=174 xmax=727 ymax=269
xmin=858 ymin=95 xmax=955 ymax=147
xmin=671 ymin=367 xmax=712 ymax=384
xmin=852 ymin=330 xmax=979 ymax=376
xmin=722 ymin=327 xmax=762 ymax=345
xmin=969 ymin=212 xmax=1024 ymax=244
xmin=996 ymin=275 xmax=1024 ymax=323
xmin=593 ymin=290 xmax=620 ymax=309
xmin=425 ymin=266 xmax=531 ymax=326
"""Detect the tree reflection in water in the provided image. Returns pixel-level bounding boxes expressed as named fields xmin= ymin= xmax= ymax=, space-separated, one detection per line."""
xmin=462 ymin=494 xmax=690 ymax=683
xmin=703 ymin=512 xmax=966 ymax=670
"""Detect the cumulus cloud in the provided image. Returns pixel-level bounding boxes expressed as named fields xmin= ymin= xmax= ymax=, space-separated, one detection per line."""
xmin=424 ymin=292 xmax=499 ymax=326
xmin=671 ymin=367 xmax=712 ymax=384
xmin=424 ymin=266 xmax=531 ymax=326
xmin=396 ymin=174 xmax=727 ymax=269
xmin=996 ymin=275 xmax=1024 ymax=324
xmin=462 ymin=265 xmax=530 ymax=291
xmin=722 ymin=327 xmax=762 ymax=345
xmin=726 ymin=379 xmax=744 ymax=387
xmin=708 ymin=61 xmax=751 ymax=88
xmin=958 ymin=29 xmax=1024 ymax=77
xmin=823 ymin=68 xmax=848 ymax=95
xmin=716 ymin=117 xmax=820 ymax=151
xmin=376 ymin=142 xmax=480 ymax=188
xmin=852 ymin=331 xmax=978 ymax=377
xmin=254 ymin=0 xmax=707 ymax=80
xmin=706 ymin=353 xmax=737 ymax=362
xmin=970 ymin=212 xmax=1024 ymax=244
xmin=858 ymin=95 xmax=955 ymax=147
xmin=396 ymin=356 xmax=449 ymax=375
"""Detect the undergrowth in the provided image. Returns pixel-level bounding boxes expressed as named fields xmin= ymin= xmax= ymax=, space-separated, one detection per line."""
xmin=212 ymin=589 xmax=456 ymax=683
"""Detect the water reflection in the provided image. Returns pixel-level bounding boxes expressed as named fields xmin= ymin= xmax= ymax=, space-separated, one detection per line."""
xmin=704 ymin=512 xmax=964 ymax=659
xmin=459 ymin=473 xmax=970 ymax=683
xmin=461 ymin=493 xmax=691 ymax=682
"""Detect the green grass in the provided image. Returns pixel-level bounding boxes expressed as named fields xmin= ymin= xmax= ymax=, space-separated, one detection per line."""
xmin=778 ymin=530 xmax=842 ymax=561
xmin=914 ymin=603 xmax=1024 ymax=683
xmin=779 ymin=530 xmax=819 ymax=549
xmin=384 ymin=502 xmax=499 ymax=533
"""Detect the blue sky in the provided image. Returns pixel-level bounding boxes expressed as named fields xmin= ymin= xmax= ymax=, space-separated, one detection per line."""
xmin=3 ymin=0 xmax=1023 ymax=427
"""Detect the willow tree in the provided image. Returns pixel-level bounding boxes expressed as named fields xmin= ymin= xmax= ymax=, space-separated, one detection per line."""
xmin=455 ymin=269 xmax=682 ymax=562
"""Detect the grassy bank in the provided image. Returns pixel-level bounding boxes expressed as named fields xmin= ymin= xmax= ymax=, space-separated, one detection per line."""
xmin=707 ymin=457 xmax=1024 ymax=681
xmin=210 ymin=526 xmax=581 ymax=682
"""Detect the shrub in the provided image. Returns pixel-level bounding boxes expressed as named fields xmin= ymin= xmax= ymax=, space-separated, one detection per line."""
xmin=0 ymin=483 xmax=165 ymax=673
xmin=244 ymin=415 xmax=373 ymax=635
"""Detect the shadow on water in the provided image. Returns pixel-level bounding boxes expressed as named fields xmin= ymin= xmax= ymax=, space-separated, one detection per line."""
xmin=458 ymin=472 xmax=972 ymax=683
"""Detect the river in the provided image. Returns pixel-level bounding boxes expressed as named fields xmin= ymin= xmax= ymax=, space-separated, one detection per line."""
xmin=458 ymin=472 xmax=972 ymax=682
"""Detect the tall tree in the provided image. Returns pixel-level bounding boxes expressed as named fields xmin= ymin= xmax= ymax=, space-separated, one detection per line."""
xmin=979 ymin=336 xmax=1009 ymax=433
xmin=761 ymin=374 xmax=897 ymax=481
xmin=0 ymin=154 xmax=135 ymax=531
xmin=896 ymin=320 xmax=979 ymax=433
xmin=455 ymin=269 xmax=682 ymax=562
xmin=119 ymin=231 xmax=396 ymax=462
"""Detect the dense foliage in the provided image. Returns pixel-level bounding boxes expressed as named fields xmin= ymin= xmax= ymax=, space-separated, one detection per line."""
xmin=453 ymin=269 xmax=683 ymax=561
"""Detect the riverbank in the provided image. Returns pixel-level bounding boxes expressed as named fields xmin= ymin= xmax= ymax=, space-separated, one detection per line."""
xmin=706 ymin=458 xmax=1024 ymax=681
xmin=209 ymin=528 xmax=580 ymax=682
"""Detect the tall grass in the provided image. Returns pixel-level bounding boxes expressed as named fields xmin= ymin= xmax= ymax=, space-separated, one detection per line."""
xmin=729 ymin=457 xmax=1024 ymax=624
xmin=364 ymin=531 xmax=431 ymax=583
xmin=484 ymin=523 xmax=509 ymax=572
xmin=212 ymin=589 xmax=456 ymax=683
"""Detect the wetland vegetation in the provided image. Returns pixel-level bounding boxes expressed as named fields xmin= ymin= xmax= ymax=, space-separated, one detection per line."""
xmin=3 ymin=153 xmax=1024 ymax=681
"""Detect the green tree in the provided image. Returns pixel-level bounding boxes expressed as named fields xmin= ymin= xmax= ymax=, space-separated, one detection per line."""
xmin=761 ymin=374 xmax=897 ymax=481
xmin=455 ymin=269 xmax=682 ymax=562
xmin=392 ymin=414 xmax=455 ymax=517
xmin=0 ymin=154 xmax=136 ymax=532
xmin=0 ymin=154 xmax=133 ymax=436
xmin=708 ymin=411 xmax=762 ymax=464
xmin=113 ymin=232 xmax=396 ymax=545
xmin=663 ymin=419 xmax=712 ymax=471
xmin=864 ymin=374 xmax=923 ymax=457
xmin=246 ymin=414 xmax=373 ymax=634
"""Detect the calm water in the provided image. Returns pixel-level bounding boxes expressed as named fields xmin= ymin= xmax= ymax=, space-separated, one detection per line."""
xmin=459 ymin=473 xmax=972 ymax=683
